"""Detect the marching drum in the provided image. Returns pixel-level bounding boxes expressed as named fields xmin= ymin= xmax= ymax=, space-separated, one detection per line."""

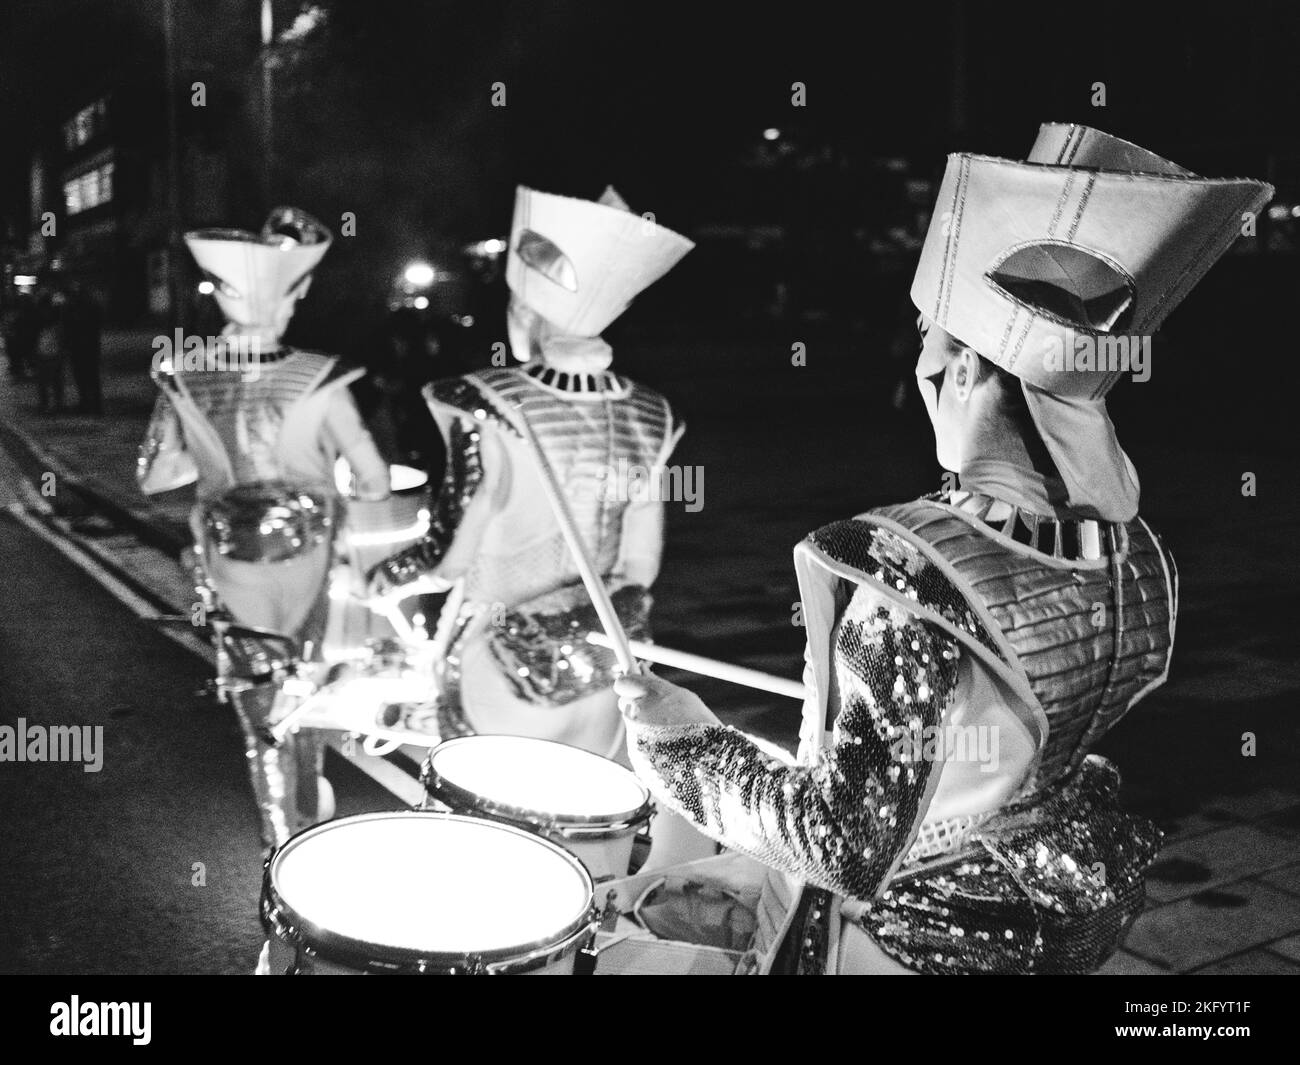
xmin=324 ymin=461 xmax=432 ymax=659
xmin=336 ymin=460 xmax=431 ymax=574
xmin=422 ymin=735 xmax=655 ymax=881
xmin=289 ymin=640 xmax=441 ymax=750
xmin=261 ymin=812 xmax=599 ymax=974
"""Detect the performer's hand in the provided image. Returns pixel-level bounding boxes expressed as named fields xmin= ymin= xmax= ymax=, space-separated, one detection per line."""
xmin=366 ymin=567 xmax=401 ymax=601
xmin=615 ymin=672 xmax=721 ymax=728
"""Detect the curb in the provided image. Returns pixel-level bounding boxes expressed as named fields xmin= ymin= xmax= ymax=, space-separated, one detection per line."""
xmin=0 ymin=420 xmax=190 ymax=556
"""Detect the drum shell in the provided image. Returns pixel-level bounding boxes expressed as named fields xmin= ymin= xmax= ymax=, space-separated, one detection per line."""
xmin=327 ymin=464 xmax=431 ymax=657
xmin=263 ymin=928 xmax=583 ymax=975
xmin=260 ymin=811 xmax=598 ymax=974
xmin=421 ymin=737 xmax=655 ymax=881
xmin=342 ymin=472 xmax=430 ymax=575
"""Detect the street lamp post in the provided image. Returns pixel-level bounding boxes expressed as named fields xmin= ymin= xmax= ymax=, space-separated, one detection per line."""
xmin=261 ymin=0 xmax=274 ymax=209
xmin=163 ymin=0 xmax=182 ymax=326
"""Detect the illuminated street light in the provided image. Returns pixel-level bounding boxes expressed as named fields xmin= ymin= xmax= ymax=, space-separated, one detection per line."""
xmin=763 ymin=128 xmax=781 ymax=141
xmin=404 ymin=261 xmax=436 ymax=287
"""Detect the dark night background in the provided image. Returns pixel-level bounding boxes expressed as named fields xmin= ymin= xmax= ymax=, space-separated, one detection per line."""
xmin=2 ymin=1 xmax=1298 ymax=758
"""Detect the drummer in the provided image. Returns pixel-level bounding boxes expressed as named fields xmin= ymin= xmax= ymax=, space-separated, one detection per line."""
xmin=367 ymin=186 xmax=692 ymax=763
xmin=138 ymin=207 xmax=390 ymax=852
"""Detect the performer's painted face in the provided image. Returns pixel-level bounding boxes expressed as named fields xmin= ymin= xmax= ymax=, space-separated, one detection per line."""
xmin=186 ymin=211 xmax=331 ymax=346
xmin=916 ymin=316 xmax=978 ymax=473
xmin=506 ymin=294 xmax=614 ymax=371
xmin=506 ymin=295 xmax=540 ymax=362
xmin=208 ymin=268 xmax=314 ymax=341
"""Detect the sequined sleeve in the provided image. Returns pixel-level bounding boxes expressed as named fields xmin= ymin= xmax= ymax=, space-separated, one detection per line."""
xmin=368 ymin=417 xmax=485 ymax=586
xmin=629 ymin=591 xmax=962 ymax=901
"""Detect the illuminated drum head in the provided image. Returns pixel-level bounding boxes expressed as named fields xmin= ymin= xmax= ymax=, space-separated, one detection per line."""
xmin=429 ymin=735 xmax=651 ymax=824
xmin=268 ymin=812 xmax=592 ymax=966
xmin=334 ymin=459 xmax=429 ymax=495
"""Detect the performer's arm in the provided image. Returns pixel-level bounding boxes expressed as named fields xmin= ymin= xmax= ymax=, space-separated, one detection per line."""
xmin=323 ymin=389 xmax=390 ymax=501
xmin=366 ymin=416 xmax=499 ymax=595
xmin=137 ymin=392 xmax=198 ymax=494
xmin=624 ymin=599 xmax=961 ymax=900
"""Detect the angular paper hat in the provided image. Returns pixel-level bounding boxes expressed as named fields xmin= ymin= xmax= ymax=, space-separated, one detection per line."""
xmin=911 ymin=126 xmax=1272 ymax=399
xmin=506 ymin=185 xmax=694 ymax=337
xmin=185 ymin=207 xmax=333 ymax=327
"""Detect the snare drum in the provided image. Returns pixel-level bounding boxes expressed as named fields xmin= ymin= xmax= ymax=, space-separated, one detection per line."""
xmin=325 ymin=461 xmax=431 ymax=658
xmin=293 ymin=641 xmax=441 ymax=749
xmin=423 ymin=735 xmax=655 ymax=881
xmin=261 ymin=811 xmax=599 ymax=974
xmin=338 ymin=461 xmax=430 ymax=574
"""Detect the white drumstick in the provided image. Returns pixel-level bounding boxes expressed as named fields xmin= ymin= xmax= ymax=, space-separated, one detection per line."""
xmin=371 ymin=597 xmax=417 ymax=643
xmin=268 ymin=685 xmax=326 ymax=743
xmin=585 ymin=632 xmax=807 ymax=701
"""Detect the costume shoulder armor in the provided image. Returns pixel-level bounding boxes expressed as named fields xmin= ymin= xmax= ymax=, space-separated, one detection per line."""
xmin=854 ymin=498 xmax=1176 ymax=786
xmin=805 ymin=513 xmax=1006 ymax=664
xmin=423 ymin=374 xmax=521 ymax=438
xmin=622 ymin=379 xmax=675 ymax=437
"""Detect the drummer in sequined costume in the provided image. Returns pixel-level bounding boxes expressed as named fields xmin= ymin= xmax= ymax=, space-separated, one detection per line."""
xmin=616 ymin=125 xmax=1273 ymax=973
xmin=368 ymin=186 xmax=693 ymax=761
xmin=137 ymin=208 xmax=390 ymax=852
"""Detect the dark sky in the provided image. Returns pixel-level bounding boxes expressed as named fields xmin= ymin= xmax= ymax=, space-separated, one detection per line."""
xmin=3 ymin=1 xmax=1298 ymax=240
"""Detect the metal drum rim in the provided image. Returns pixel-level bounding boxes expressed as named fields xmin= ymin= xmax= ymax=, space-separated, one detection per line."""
xmin=261 ymin=810 xmax=597 ymax=974
xmin=422 ymin=736 xmax=655 ymax=838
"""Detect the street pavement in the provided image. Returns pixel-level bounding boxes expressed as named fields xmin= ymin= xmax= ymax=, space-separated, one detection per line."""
xmin=0 ymin=327 xmax=1297 ymax=974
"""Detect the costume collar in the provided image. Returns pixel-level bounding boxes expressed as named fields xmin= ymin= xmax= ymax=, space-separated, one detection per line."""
xmin=940 ymin=486 xmax=1115 ymax=562
xmin=522 ymin=360 xmax=629 ymax=399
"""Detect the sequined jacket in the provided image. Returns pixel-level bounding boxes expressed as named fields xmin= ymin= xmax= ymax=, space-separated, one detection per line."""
xmin=628 ymin=496 xmax=1176 ymax=974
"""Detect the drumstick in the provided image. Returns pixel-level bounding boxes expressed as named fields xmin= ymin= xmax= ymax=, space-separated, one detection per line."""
xmin=371 ymin=596 xmax=417 ymax=643
xmin=268 ymin=686 xmax=325 ymax=743
xmin=501 ymin=401 xmax=641 ymax=678
xmin=585 ymin=632 xmax=807 ymax=701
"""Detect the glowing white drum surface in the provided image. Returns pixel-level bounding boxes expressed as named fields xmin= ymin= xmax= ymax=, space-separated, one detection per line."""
xmin=262 ymin=812 xmax=596 ymax=974
xmin=423 ymin=736 xmax=654 ymax=880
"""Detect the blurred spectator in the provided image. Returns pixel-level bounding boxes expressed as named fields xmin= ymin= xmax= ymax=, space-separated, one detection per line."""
xmin=34 ymin=292 xmax=66 ymax=415
xmin=63 ymin=283 xmax=103 ymax=415
xmin=6 ymin=292 xmax=38 ymax=381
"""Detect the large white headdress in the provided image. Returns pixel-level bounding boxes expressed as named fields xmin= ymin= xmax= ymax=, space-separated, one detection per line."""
xmin=185 ymin=207 xmax=333 ymax=342
xmin=911 ymin=126 xmax=1272 ymax=401
xmin=505 ymin=185 xmax=694 ymax=369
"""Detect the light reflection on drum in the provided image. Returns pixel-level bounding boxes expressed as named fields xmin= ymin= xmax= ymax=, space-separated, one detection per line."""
xmin=423 ymin=735 xmax=654 ymax=881
xmin=261 ymin=812 xmax=598 ymax=974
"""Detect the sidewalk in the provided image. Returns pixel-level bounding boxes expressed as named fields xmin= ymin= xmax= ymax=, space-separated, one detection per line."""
xmin=2 ymin=327 xmax=1298 ymax=974
xmin=0 ymin=327 xmax=193 ymax=549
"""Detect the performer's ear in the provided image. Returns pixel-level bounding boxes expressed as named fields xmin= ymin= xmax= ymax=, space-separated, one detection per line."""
xmin=950 ymin=347 xmax=977 ymax=404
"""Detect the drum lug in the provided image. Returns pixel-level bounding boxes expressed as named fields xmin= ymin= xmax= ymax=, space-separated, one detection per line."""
xmin=573 ymin=938 xmax=598 ymax=975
